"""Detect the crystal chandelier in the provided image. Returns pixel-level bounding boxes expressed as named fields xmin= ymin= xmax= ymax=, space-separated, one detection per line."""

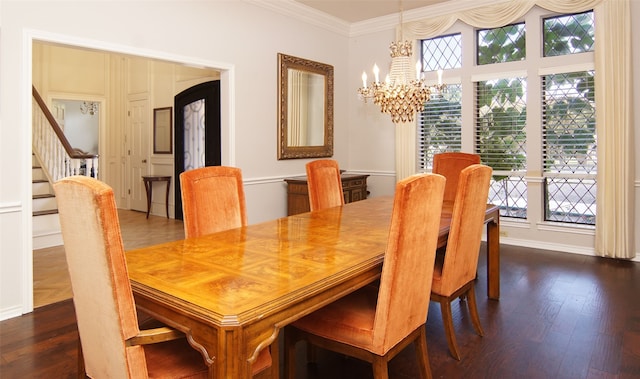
xmin=80 ymin=101 xmax=98 ymax=116
xmin=357 ymin=2 xmax=445 ymax=124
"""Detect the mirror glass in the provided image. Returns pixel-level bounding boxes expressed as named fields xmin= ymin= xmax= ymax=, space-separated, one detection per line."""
xmin=278 ymin=53 xmax=333 ymax=159
xmin=153 ymin=107 xmax=172 ymax=154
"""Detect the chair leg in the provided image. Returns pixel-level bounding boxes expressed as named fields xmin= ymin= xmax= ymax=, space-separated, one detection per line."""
xmin=466 ymin=285 xmax=484 ymax=337
xmin=284 ymin=327 xmax=297 ymax=379
xmin=307 ymin=344 xmax=317 ymax=363
xmin=414 ymin=326 xmax=433 ymax=379
xmin=371 ymin=355 xmax=389 ymax=379
xmin=269 ymin=338 xmax=280 ymax=379
xmin=439 ymin=299 xmax=461 ymax=360
xmin=77 ymin=339 xmax=86 ymax=378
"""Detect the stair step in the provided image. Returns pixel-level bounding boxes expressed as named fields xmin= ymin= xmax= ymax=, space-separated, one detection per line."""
xmin=33 ymin=182 xmax=52 ymax=196
xmin=33 ymin=209 xmax=59 ymax=217
xmin=33 ymin=193 xmax=56 ymax=200
xmin=32 ymin=167 xmax=47 ymax=181
xmin=33 ymin=196 xmax=58 ymax=213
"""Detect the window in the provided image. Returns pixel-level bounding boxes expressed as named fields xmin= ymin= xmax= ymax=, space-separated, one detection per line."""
xmin=476 ymin=77 xmax=528 ymax=218
xmin=421 ymin=33 xmax=462 ymax=71
xmin=542 ymin=71 xmax=596 ymax=224
xmin=418 ymin=34 xmax=462 ymax=171
xmin=477 ymin=23 xmax=526 ymax=65
xmin=543 ymin=11 xmax=594 ymax=56
xmin=417 ymin=84 xmax=462 ymax=171
xmin=418 ymin=9 xmax=595 ymax=225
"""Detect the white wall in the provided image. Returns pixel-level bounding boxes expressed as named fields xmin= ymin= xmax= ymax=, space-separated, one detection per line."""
xmin=1 ymin=0 xmax=638 ymax=320
xmin=0 ymin=0 xmax=350 ymax=319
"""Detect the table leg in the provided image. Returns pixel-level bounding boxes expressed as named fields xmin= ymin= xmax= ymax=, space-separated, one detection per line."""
xmin=486 ymin=219 xmax=500 ymax=300
xmin=144 ymin=180 xmax=152 ymax=219
xmin=164 ymin=178 xmax=171 ymax=219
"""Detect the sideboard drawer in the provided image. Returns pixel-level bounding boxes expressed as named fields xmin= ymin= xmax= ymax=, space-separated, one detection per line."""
xmin=284 ymin=174 xmax=369 ymax=215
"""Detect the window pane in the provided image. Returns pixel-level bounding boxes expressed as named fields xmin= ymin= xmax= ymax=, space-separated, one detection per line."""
xmin=477 ymin=23 xmax=526 ymax=65
xmin=542 ymin=71 xmax=596 ymax=174
xmin=489 ymin=175 xmax=528 ymax=218
xmin=545 ymin=178 xmax=596 ymax=224
xmin=421 ymin=34 xmax=462 ymax=71
xmin=543 ymin=11 xmax=594 ymax=57
xmin=417 ymin=84 xmax=462 ymax=171
xmin=542 ymin=70 xmax=596 ymax=225
xmin=475 ymin=78 xmax=527 ymax=171
xmin=476 ymin=77 xmax=527 ymax=218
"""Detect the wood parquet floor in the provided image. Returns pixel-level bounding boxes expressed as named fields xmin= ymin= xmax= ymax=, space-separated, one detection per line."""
xmin=33 ymin=210 xmax=185 ymax=308
xmin=14 ymin=217 xmax=640 ymax=378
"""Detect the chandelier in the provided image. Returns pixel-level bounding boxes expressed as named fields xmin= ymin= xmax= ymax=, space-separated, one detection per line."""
xmin=80 ymin=101 xmax=98 ymax=116
xmin=357 ymin=3 xmax=445 ymax=124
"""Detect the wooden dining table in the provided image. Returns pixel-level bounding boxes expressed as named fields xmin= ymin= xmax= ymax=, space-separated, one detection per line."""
xmin=126 ymin=196 xmax=500 ymax=379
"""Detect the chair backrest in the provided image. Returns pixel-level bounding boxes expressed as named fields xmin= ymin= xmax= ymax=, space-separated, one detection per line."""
xmin=439 ymin=164 xmax=493 ymax=295
xmin=306 ymin=159 xmax=344 ymax=211
xmin=54 ymin=176 xmax=148 ymax=379
xmin=180 ymin=166 xmax=247 ymax=238
xmin=372 ymin=173 xmax=445 ymax=352
xmin=432 ymin=152 xmax=481 ymax=203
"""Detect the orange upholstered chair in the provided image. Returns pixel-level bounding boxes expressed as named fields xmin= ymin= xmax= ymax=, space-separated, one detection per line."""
xmin=432 ymin=152 xmax=481 ymax=204
xmin=285 ymin=173 xmax=446 ymax=379
xmin=306 ymin=159 xmax=344 ymax=211
xmin=179 ymin=165 xmax=273 ymax=376
xmin=430 ymin=164 xmax=492 ymax=360
xmin=179 ymin=166 xmax=248 ymax=238
xmin=54 ymin=176 xmax=208 ymax=379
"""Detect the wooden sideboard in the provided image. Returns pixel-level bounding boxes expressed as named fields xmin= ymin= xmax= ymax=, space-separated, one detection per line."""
xmin=284 ymin=173 xmax=369 ymax=215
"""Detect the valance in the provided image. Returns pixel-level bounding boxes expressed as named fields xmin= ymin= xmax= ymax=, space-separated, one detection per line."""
xmin=402 ymin=0 xmax=602 ymax=39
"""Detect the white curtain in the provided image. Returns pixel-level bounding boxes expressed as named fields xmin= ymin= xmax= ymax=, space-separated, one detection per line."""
xmin=397 ymin=0 xmax=634 ymax=259
xmin=288 ymin=70 xmax=308 ymax=147
xmin=594 ymin=0 xmax=635 ymax=259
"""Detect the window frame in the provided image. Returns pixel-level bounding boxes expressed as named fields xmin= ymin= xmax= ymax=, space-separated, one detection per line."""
xmin=417 ymin=7 xmax=596 ymax=228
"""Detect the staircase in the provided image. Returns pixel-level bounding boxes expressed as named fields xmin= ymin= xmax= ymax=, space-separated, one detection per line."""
xmin=32 ymin=154 xmax=62 ymax=249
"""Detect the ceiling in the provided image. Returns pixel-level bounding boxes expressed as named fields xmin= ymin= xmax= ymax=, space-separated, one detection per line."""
xmin=293 ymin=0 xmax=449 ymax=23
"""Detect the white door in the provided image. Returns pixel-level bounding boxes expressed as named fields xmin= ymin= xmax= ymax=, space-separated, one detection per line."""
xmin=128 ymin=99 xmax=149 ymax=212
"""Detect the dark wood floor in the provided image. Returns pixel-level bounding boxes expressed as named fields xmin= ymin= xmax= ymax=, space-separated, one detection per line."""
xmin=2 ymin=244 xmax=639 ymax=378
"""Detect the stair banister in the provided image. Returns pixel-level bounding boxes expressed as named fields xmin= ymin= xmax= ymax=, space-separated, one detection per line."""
xmin=32 ymin=86 xmax=98 ymax=182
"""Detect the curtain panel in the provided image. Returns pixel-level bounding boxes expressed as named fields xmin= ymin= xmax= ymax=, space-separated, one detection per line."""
xmin=395 ymin=0 xmax=634 ymax=258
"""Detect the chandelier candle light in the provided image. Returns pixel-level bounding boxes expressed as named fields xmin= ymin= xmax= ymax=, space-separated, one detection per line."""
xmin=357 ymin=4 xmax=445 ymax=124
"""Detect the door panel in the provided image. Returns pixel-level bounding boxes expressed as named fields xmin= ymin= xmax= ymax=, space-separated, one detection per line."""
xmin=174 ymin=81 xmax=221 ymax=220
xmin=129 ymin=99 xmax=149 ymax=212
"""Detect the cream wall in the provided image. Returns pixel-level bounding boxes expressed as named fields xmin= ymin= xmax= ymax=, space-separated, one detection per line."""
xmin=34 ymin=43 xmax=220 ymax=214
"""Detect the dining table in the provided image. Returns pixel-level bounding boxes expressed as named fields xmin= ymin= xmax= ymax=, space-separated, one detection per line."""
xmin=126 ymin=196 xmax=500 ymax=379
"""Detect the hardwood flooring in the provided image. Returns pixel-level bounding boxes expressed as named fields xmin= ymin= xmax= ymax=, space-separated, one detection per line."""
xmin=11 ymin=214 xmax=640 ymax=378
xmin=33 ymin=210 xmax=186 ymax=308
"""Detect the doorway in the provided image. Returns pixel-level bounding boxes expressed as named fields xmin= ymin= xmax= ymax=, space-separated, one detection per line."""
xmin=174 ymin=80 xmax=221 ymax=220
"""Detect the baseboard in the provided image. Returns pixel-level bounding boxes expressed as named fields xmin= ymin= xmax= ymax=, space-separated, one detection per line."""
xmin=0 ymin=305 xmax=23 ymax=321
xmin=33 ymin=231 xmax=63 ymax=249
xmin=498 ymin=236 xmax=640 ymax=261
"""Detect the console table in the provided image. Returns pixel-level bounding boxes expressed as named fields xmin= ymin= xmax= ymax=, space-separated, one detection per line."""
xmin=142 ymin=175 xmax=171 ymax=219
xmin=284 ymin=173 xmax=369 ymax=215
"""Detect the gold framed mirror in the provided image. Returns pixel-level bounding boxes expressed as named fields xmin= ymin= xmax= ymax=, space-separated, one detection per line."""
xmin=278 ymin=53 xmax=333 ymax=159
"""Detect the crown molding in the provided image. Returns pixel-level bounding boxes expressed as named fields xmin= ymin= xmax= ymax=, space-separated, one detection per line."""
xmin=247 ymin=0 xmax=517 ymax=37
xmin=245 ymin=0 xmax=351 ymax=36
